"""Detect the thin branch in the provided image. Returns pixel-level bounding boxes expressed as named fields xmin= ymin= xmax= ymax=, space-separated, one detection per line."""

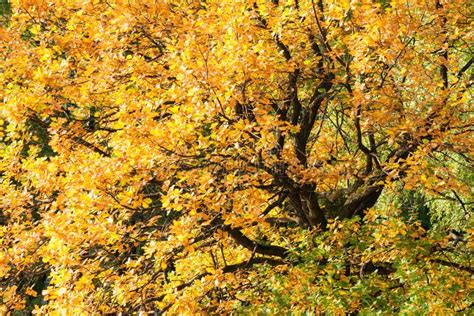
xmin=260 ymin=191 xmax=289 ymax=217
xmin=457 ymin=57 xmax=473 ymax=79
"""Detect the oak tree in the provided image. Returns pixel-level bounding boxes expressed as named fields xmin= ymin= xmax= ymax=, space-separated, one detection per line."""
xmin=0 ymin=0 xmax=473 ymax=313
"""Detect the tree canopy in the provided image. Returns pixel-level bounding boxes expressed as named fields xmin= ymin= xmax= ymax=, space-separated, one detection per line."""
xmin=0 ymin=0 xmax=473 ymax=314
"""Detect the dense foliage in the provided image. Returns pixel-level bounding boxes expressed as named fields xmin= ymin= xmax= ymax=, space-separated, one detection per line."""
xmin=0 ymin=0 xmax=473 ymax=314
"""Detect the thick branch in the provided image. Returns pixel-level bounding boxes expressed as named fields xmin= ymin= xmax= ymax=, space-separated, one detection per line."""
xmin=431 ymin=259 xmax=474 ymax=274
xmin=222 ymin=224 xmax=288 ymax=258
xmin=222 ymin=257 xmax=285 ymax=273
xmin=341 ymin=183 xmax=384 ymax=218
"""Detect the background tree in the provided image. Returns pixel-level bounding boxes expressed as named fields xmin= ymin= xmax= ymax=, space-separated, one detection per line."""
xmin=0 ymin=0 xmax=472 ymax=313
